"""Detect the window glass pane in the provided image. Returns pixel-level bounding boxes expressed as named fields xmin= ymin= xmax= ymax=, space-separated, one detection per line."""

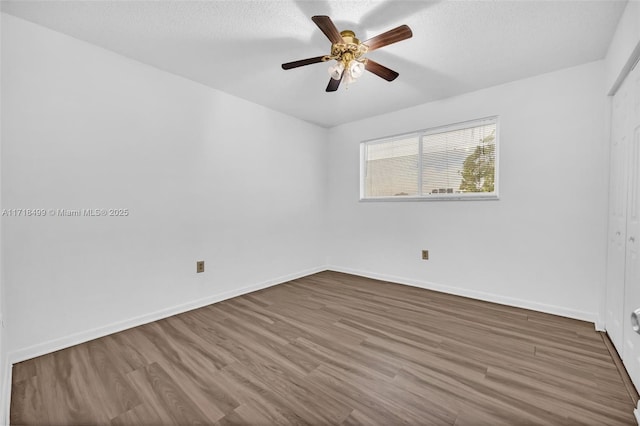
xmin=421 ymin=123 xmax=496 ymax=195
xmin=360 ymin=117 xmax=498 ymax=201
xmin=364 ymin=137 xmax=419 ymax=197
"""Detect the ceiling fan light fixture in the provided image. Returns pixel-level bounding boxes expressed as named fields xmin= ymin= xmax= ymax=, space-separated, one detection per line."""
xmin=343 ymin=71 xmax=355 ymax=87
xmin=328 ymin=61 xmax=345 ymax=80
xmin=349 ymin=60 xmax=365 ymax=79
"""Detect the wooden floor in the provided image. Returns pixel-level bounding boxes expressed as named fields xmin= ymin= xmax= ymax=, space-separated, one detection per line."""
xmin=10 ymin=271 xmax=638 ymax=425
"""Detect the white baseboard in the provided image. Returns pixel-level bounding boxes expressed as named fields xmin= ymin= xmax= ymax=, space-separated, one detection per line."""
xmin=634 ymin=402 xmax=640 ymax=426
xmin=8 ymin=266 xmax=326 ymax=364
xmin=327 ymin=265 xmax=598 ymax=324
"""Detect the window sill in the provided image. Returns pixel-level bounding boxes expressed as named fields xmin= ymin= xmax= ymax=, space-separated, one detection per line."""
xmin=359 ymin=194 xmax=499 ymax=202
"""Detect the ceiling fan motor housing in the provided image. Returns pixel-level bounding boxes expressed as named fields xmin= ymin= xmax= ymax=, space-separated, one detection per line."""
xmin=329 ymin=30 xmax=368 ymax=65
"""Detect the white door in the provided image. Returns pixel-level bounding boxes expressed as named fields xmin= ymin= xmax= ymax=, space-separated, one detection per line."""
xmin=622 ymin=59 xmax=640 ymax=393
xmin=606 ymin=82 xmax=629 ymax=352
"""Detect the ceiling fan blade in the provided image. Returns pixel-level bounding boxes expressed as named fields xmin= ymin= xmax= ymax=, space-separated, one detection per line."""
xmin=326 ymin=73 xmax=343 ymax=92
xmin=365 ymin=59 xmax=399 ymax=81
xmin=282 ymin=56 xmax=325 ymax=70
xmin=312 ymin=15 xmax=343 ymax=44
xmin=364 ymin=25 xmax=413 ymax=52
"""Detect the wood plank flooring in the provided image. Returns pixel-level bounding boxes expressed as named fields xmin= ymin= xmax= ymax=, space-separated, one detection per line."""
xmin=10 ymin=271 xmax=638 ymax=425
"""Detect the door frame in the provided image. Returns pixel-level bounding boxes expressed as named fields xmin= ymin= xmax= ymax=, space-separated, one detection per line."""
xmin=601 ymin=45 xmax=640 ymax=332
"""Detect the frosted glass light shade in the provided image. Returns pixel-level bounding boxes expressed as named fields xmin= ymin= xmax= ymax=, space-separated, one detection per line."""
xmin=328 ymin=62 xmax=345 ymax=80
xmin=350 ymin=61 xmax=365 ymax=79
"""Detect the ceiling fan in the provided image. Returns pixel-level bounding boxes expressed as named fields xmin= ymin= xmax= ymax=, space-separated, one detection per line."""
xmin=282 ymin=15 xmax=412 ymax=92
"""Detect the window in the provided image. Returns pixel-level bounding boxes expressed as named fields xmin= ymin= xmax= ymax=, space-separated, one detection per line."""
xmin=360 ymin=117 xmax=498 ymax=201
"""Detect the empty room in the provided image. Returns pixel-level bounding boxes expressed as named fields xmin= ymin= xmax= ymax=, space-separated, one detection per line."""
xmin=1 ymin=0 xmax=640 ymax=424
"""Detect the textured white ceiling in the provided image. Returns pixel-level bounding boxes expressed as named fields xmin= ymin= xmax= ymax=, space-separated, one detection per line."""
xmin=1 ymin=0 xmax=628 ymax=127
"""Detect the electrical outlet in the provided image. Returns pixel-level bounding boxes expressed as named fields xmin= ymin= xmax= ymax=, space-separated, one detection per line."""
xmin=421 ymin=250 xmax=429 ymax=260
xmin=196 ymin=260 xmax=205 ymax=273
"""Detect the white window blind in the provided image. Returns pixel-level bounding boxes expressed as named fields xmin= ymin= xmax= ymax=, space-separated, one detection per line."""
xmin=361 ymin=117 xmax=498 ymax=200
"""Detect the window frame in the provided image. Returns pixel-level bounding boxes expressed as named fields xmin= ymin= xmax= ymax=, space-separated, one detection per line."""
xmin=360 ymin=116 xmax=500 ymax=202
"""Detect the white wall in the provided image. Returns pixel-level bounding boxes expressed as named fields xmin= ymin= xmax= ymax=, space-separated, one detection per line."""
xmin=327 ymin=61 xmax=608 ymax=322
xmin=0 ymin=10 xmax=7 ymax=425
xmin=1 ymin=13 xmax=327 ymax=361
